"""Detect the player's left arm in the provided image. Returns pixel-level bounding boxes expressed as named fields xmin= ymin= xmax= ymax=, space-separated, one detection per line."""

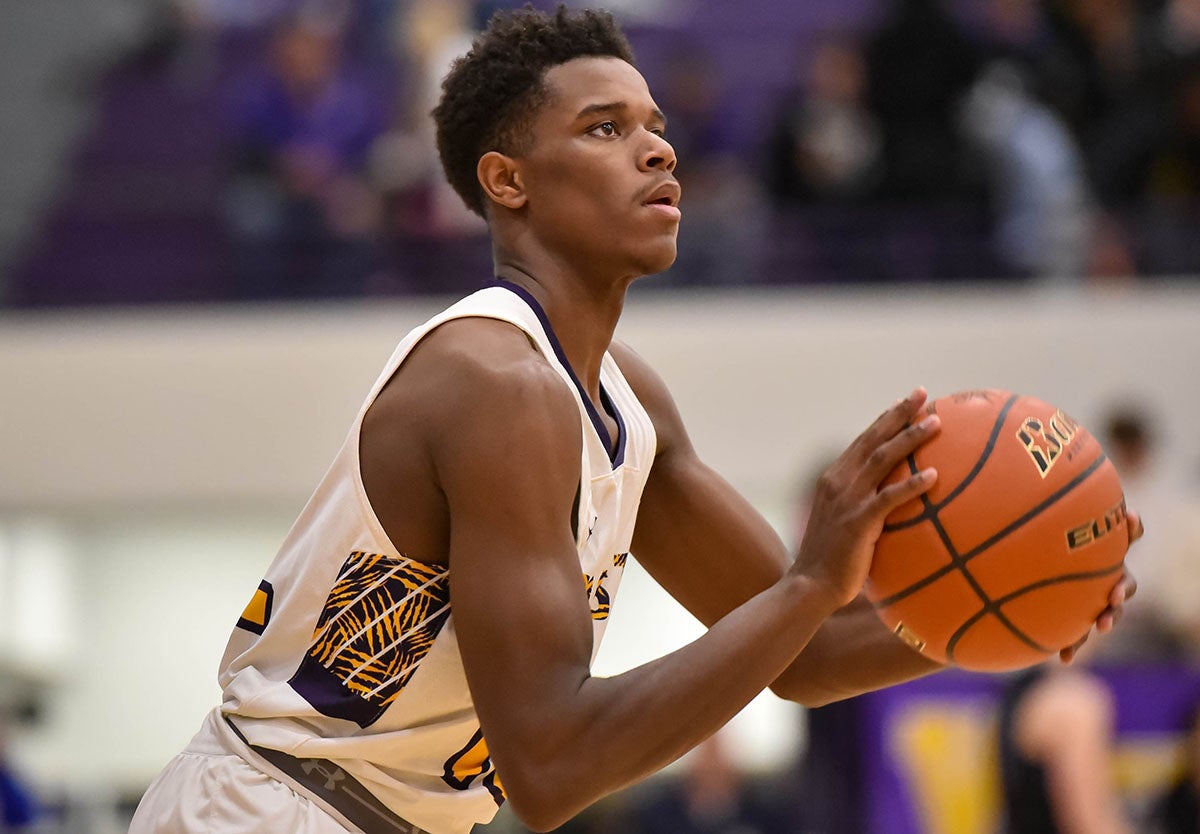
xmin=612 ymin=341 xmax=1141 ymax=706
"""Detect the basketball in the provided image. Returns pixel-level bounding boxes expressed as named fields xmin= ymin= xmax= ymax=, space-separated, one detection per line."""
xmin=866 ymin=389 xmax=1129 ymax=672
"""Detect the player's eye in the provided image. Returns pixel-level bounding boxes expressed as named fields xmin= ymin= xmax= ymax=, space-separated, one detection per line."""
xmin=590 ymin=121 xmax=619 ymax=137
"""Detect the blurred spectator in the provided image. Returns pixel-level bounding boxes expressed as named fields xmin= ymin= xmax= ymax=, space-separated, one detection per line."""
xmin=997 ymin=659 xmax=1133 ymax=834
xmin=978 ymin=0 xmax=1052 ymax=59
xmin=1153 ymin=704 xmax=1200 ymax=834
xmin=960 ymin=59 xmax=1095 ymax=280
xmin=224 ymin=8 xmax=389 ymax=299
xmin=182 ymin=0 xmax=290 ymax=31
xmin=1037 ymin=0 xmax=1173 ymax=208
xmin=369 ymin=0 xmax=486 ymax=246
xmin=1155 ymin=0 xmax=1200 ymax=67
xmin=786 ymin=456 xmax=866 ymax=834
xmin=765 ymin=36 xmax=882 ymax=206
xmin=1093 ymin=405 xmax=1200 ymax=664
xmin=110 ymin=1 xmax=212 ymax=82
xmin=952 ymin=0 xmax=1099 ymax=281
xmin=625 ymin=733 xmax=790 ymax=834
xmin=0 ymin=714 xmax=38 ymax=831
xmin=1140 ymin=57 xmax=1200 ymax=274
xmin=653 ymin=44 xmax=766 ymax=286
xmin=791 ymin=696 xmax=865 ymax=834
xmin=1085 ymin=212 xmax=1140 ymax=282
xmin=864 ymin=0 xmax=985 ymax=203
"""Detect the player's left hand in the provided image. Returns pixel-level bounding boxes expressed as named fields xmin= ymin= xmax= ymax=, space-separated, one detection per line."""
xmin=1059 ymin=509 xmax=1143 ymax=664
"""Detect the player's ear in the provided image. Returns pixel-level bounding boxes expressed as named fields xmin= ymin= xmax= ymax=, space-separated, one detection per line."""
xmin=477 ymin=152 xmax=527 ymax=211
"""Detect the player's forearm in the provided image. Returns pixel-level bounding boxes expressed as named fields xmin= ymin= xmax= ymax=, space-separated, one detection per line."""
xmin=770 ymin=595 xmax=945 ymax=706
xmin=497 ymin=572 xmax=839 ymax=830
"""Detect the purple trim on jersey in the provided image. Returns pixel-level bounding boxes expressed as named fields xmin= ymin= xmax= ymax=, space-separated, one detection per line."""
xmin=489 ymin=279 xmax=627 ymax=468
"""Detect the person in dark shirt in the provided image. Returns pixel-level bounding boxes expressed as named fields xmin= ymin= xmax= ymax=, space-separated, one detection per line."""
xmin=997 ymin=664 xmax=1131 ymax=834
xmin=1155 ymin=705 xmax=1200 ymax=834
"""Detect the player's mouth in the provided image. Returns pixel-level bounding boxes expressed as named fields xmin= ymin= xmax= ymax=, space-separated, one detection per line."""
xmin=641 ymin=180 xmax=682 ymax=220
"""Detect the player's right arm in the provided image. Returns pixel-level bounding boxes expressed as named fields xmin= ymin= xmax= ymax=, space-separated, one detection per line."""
xmin=397 ymin=320 xmax=933 ymax=832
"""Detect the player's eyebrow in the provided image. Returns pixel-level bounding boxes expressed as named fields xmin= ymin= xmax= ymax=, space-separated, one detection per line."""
xmin=575 ymin=101 xmax=667 ymax=129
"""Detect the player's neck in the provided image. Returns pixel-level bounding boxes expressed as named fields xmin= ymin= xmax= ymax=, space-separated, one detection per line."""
xmin=493 ymin=258 xmax=632 ymax=395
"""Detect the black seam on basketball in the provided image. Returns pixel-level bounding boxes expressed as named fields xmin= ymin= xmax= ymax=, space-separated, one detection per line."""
xmin=873 ymin=451 xmax=1110 ymax=608
xmin=911 ymin=468 xmax=1012 ymax=651
xmin=944 ymin=560 xmax=1126 ymax=661
xmin=947 ymin=607 xmax=1050 ymax=661
xmin=883 ymin=393 xmax=1020 ymax=532
xmin=923 ymin=498 xmax=987 ymax=603
xmin=994 ymin=559 xmax=1126 ymax=603
xmin=877 ymin=397 xmax=1019 ymax=607
xmin=930 ymin=503 xmax=1034 ymax=662
xmin=961 ymin=454 xmax=1109 ymax=564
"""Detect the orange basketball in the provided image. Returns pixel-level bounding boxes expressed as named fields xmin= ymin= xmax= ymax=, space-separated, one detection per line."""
xmin=866 ymin=389 xmax=1129 ymax=672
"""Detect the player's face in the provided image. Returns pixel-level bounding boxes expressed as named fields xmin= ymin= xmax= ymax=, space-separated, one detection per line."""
xmin=517 ymin=57 xmax=681 ymax=278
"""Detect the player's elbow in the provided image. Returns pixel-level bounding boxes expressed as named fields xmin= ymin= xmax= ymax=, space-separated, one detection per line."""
xmin=497 ymin=763 xmax=589 ymax=833
xmin=509 ymin=805 xmax=573 ymax=834
xmin=769 ymin=677 xmax=846 ymax=709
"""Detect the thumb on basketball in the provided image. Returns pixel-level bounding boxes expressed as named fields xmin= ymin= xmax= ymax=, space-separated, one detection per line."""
xmin=1094 ymin=509 xmax=1140 ymax=634
xmin=1126 ymin=510 xmax=1145 ymax=545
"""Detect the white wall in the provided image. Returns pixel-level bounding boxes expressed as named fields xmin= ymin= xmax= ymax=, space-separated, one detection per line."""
xmin=1 ymin=280 xmax=1197 ymax=787
xmin=6 ymin=514 xmax=281 ymax=787
xmin=5 ymin=281 xmax=1198 ymax=513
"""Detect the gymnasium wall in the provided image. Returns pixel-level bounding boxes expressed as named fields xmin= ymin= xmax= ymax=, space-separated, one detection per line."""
xmin=1 ymin=279 xmax=1198 ymax=792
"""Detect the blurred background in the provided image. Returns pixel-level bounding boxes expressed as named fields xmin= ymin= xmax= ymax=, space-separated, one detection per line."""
xmin=1 ymin=0 xmax=1199 ymax=832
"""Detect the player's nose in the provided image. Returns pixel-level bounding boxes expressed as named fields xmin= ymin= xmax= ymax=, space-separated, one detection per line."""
xmin=639 ymin=130 xmax=677 ymax=174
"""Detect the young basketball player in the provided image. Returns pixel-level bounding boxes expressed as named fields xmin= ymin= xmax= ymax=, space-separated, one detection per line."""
xmin=129 ymin=7 xmax=1140 ymax=834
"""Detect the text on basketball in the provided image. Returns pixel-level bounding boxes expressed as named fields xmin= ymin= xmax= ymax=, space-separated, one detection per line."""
xmin=1016 ymin=410 xmax=1080 ymax=478
xmin=1065 ymin=500 xmax=1127 ymax=551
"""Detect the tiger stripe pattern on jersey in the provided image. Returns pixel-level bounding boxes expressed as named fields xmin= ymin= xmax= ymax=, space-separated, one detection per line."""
xmin=288 ymin=551 xmax=451 ymax=727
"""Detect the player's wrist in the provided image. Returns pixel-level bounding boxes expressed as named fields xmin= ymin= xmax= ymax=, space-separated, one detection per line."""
xmin=778 ymin=571 xmax=847 ymax=621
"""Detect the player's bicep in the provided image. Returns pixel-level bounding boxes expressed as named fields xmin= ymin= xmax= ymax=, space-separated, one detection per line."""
xmin=428 ymin=358 xmax=599 ymax=771
xmin=610 ymin=341 xmax=790 ymax=627
xmin=634 ymin=446 xmax=791 ymax=626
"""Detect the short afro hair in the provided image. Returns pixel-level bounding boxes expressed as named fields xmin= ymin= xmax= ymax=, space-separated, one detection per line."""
xmin=433 ymin=5 xmax=636 ymax=217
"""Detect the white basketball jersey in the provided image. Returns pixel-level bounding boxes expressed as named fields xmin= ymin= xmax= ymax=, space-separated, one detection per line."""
xmin=215 ymin=283 xmax=657 ymax=834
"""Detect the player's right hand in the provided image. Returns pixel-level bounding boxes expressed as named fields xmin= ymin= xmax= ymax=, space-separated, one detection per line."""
xmin=1060 ymin=512 xmax=1142 ymax=663
xmin=791 ymin=388 xmax=941 ymax=610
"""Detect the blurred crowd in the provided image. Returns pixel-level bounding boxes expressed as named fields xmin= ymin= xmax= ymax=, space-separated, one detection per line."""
xmin=762 ymin=0 xmax=1200 ymax=284
xmin=6 ymin=0 xmax=1200 ymax=305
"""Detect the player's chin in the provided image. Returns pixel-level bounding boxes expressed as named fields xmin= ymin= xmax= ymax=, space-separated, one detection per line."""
xmin=633 ymin=235 xmax=678 ymax=276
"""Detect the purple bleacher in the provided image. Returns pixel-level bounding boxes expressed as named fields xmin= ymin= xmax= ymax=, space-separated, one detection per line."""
xmin=10 ymin=38 xmax=250 ymax=307
xmin=11 ymin=25 xmax=409 ymax=307
xmin=762 ymin=204 xmax=1005 ymax=284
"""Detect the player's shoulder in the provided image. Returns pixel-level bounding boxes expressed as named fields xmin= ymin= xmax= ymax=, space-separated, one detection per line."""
xmin=410 ymin=318 xmax=583 ymax=496
xmin=413 ymin=316 xmax=577 ymax=421
xmin=608 ymin=339 xmax=686 ymax=446
xmin=607 ymin=340 xmax=672 ymax=409
xmin=369 ymin=316 xmax=571 ymax=425
xmin=423 ymin=316 xmax=548 ymax=373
